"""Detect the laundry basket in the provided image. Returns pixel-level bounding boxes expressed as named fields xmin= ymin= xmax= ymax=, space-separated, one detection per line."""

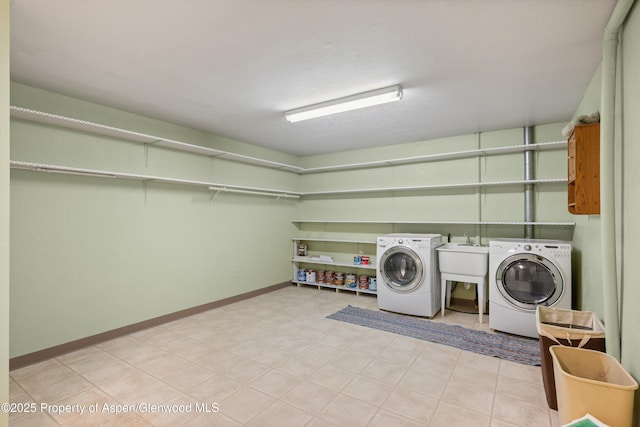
xmin=550 ymin=346 xmax=638 ymax=427
xmin=536 ymin=306 xmax=605 ymax=409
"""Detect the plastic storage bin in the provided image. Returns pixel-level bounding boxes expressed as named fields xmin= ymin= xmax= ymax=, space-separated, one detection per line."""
xmin=536 ymin=306 xmax=605 ymax=409
xmin=550 ymin=345 xmax=638 ymax=427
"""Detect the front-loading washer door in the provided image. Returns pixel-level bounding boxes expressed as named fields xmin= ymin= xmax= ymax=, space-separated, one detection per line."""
xmin=379 ymin=246 xmax=424 ymax=293
xmin=495 ymin=253 xmax=564 ymax=311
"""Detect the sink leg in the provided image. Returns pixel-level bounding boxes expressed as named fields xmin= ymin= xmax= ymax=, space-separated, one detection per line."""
xmin=476 ymin=278 xmax=486 ymax=324
xmin=441 ymin=279 xmax=449 ymax=317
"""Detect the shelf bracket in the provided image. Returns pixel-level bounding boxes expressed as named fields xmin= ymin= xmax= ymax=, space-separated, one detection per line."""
xmin=143 ymin=180 xmax=148 ymax=203
xmin=210 ymin=188 xmax=222 ymax=203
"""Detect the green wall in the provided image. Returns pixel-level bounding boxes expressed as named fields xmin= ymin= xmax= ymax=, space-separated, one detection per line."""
xmin=1 ymin=0 xmax=10 ymax=424
xmin=571 ymin=0 xmax=640 ymax=381
xmin=9 ymin=81 xmax=573 ymax=359
xmin=296 ymin=124 xmax=571 ymax=301
xmin=4 ymin=4 xmax=638 ymax=424
xmin=568 ymin=2 xmax=640 ymax=415
xmin=569 ymin=64 xmax=605 ymax=315
xmin=298 ymin=125 xmax=571 ymax=241
xmin=620 ymin=0 xmax=640 ymax=398
xmin=10 ymin=84 xmax=300 ymax=357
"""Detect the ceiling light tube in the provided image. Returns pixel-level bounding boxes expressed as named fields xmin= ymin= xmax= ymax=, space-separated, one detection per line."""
xmin=285 ymin=85 xmax=402 ymax=123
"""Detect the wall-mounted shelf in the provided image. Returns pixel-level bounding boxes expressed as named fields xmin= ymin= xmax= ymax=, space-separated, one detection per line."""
xmin=302 ymin=178 xmax=566 ymax=197
xmin=11 ymin=107 xmax=571 ymax=213
xmin=209 ymin=186 xmax=299 ymax=199
xmin=10 ymin=106 xmax=305 ymax=173
xmin=10 ymin=160 xmax=302 ymax=199
xmin=291 ymin=219 xmax=576 ymax=227
xmin=11 ymin=106 xmax=567 ymax=176
xmin=10 ymin=160 xmax=565 ymax=200
xmin=291 ymin=237 xmax=377 ymax=244
xmin=300 ymin=141 xmax=567 ymax=174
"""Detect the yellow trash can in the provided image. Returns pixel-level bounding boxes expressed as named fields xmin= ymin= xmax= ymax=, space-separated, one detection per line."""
xmin=550 ymin=345 xmax=638 ymax=427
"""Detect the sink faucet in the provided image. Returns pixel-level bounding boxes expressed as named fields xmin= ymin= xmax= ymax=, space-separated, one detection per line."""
xmin=464 ymin=233 xmax=471 ymax=245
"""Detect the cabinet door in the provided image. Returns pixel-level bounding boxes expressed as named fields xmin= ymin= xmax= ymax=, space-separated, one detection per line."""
xmin=568 ymin=123 xmax=599 ymax=214
xmin=567 ymin=134 xmax=576 ymax=182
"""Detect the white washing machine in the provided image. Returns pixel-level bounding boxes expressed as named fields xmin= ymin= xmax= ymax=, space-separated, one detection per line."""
xmin=489 ymin=239 xmax=572 ymax=338
xmin=377 ymin=234 xmax=442 ymax=317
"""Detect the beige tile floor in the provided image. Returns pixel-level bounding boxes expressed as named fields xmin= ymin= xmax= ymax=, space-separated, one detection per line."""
xmin=9 ymin=285 xmax=559 ymax=426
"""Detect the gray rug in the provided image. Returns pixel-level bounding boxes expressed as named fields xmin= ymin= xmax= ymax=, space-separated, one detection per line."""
xmin=327 ymin=305 xmax=541 ymax=366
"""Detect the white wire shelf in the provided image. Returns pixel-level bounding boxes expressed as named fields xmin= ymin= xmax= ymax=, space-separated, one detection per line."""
xmin=291 ymin=219 xmax=576 ymax=226
xmin=209 ymin=186 xmax=299 ymax=199
xmin=300 ymin=141 xmax=567 ymax=174
xmin=291 ymin=238 xmax=377 ymax=244
xmin=10 ymin=106 xmax=305 ymax=173
xmin=301 ymin=178 xmax=567 ymax=196
xmin=11 ymin=106 xmax=567 ymax=175
xmin=10 ymin=160 xmax=302 ymax=199
xmin=10 ymin=159 xmax=565 ymax=199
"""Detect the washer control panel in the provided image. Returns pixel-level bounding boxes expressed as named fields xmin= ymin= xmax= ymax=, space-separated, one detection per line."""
xmin=378 ymin=236 xmax=442 ymax=249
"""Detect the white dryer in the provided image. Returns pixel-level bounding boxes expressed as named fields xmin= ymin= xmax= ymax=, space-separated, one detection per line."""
xmin=489 ymin=239 xmax=572 ymax=338
xmin=377 ymin=234 xmax=442 ymax=317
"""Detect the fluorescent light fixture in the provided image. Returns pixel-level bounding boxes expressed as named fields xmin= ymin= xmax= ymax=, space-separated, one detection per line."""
xmin=285 ymin=85 xmax=403 ymax=123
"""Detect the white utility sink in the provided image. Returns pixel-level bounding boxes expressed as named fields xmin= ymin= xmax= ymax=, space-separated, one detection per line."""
xmin=436 ymin=243 xmax=489 ymax=277
xmin=437 ymin=243 xmax=490 ymax=323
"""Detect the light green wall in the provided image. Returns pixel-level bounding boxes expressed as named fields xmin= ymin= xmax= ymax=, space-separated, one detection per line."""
xmin=11 ymin=84 xmax=300 ymax=169
xmin=569 ymin=64 xmax=604 ymax=314
xmin=10 ymin=78 xmax=573 ymax=359
xmin=299 ymin=123 xmax=571 ymax=243
xmin=5 ymin=9 xmax=638 ymax=423
xmin=297 ymin=123 xmax=571 ymax=301
xmin=10 ymin=84 xmax=299 ymax=357
xmin=567 ymin=1 xmax=640 ymax=407
xmin=1 ymin=0 xmax=10 ymax=424
xmin=620 ymin=0 xmax=640 ymax=395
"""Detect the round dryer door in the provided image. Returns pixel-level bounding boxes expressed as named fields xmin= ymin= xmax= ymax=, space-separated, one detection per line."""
xmin=379 ymin=246 xmax=424 ymax=293
xmin=495 ymin=253 xmax=564 ymax=311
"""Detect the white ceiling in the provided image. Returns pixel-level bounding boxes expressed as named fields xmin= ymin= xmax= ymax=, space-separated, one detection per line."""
xmin=10 ymin=0 xmax=616 ymax=157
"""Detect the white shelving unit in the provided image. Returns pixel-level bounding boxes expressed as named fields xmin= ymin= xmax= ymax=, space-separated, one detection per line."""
xmin=10 ymin=160 xmax=569 ymax=203
xmin=11 ymin=106 xmax=567 ymax=177
xmin=11 ymin=106 xmax=571 ymax=202
xmin=299 ymin=141 xmax=567 ymax=174
xmin=302 ymin=178 xmax=566 ymax=197
xmin=10 ymin=106 xmax=304 ymax=173
xmin=291 ymin=219 xmax=575 ymax=227
xmin=10 ymin=160 xmax=301 ymax=199
xmin=11 ymin=106 xmax=574 ymax=293
xmin=291 ymin=238 xmax=377 ymax=296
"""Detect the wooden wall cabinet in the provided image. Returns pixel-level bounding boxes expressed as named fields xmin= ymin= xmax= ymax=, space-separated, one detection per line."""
xmin=568 ymin=123 xmax=600 ymax=214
